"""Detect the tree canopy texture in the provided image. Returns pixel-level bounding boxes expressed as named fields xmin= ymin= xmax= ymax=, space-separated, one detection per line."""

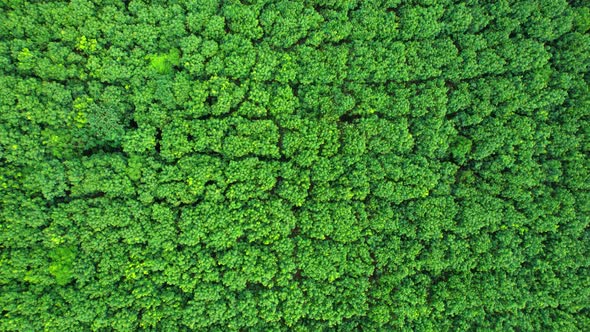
xmin=1 ymin=0 xmax=589 ymax=330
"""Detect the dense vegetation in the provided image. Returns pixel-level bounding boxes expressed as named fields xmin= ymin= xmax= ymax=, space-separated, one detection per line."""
xmin=1 ymin=0 xmax=589 ymax=330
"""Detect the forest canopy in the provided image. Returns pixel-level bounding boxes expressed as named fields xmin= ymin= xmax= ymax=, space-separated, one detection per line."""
xmin=0 ymin=0 xmax=589 ymax=330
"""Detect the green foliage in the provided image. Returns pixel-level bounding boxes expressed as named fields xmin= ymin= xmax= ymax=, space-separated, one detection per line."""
xmin=146 ymin=48 xmax=180 ymax=74
xmin=48 ymin=246 xmax=77 ymax=286
xmin=1 ymin=0 xmax=589 ymax=331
